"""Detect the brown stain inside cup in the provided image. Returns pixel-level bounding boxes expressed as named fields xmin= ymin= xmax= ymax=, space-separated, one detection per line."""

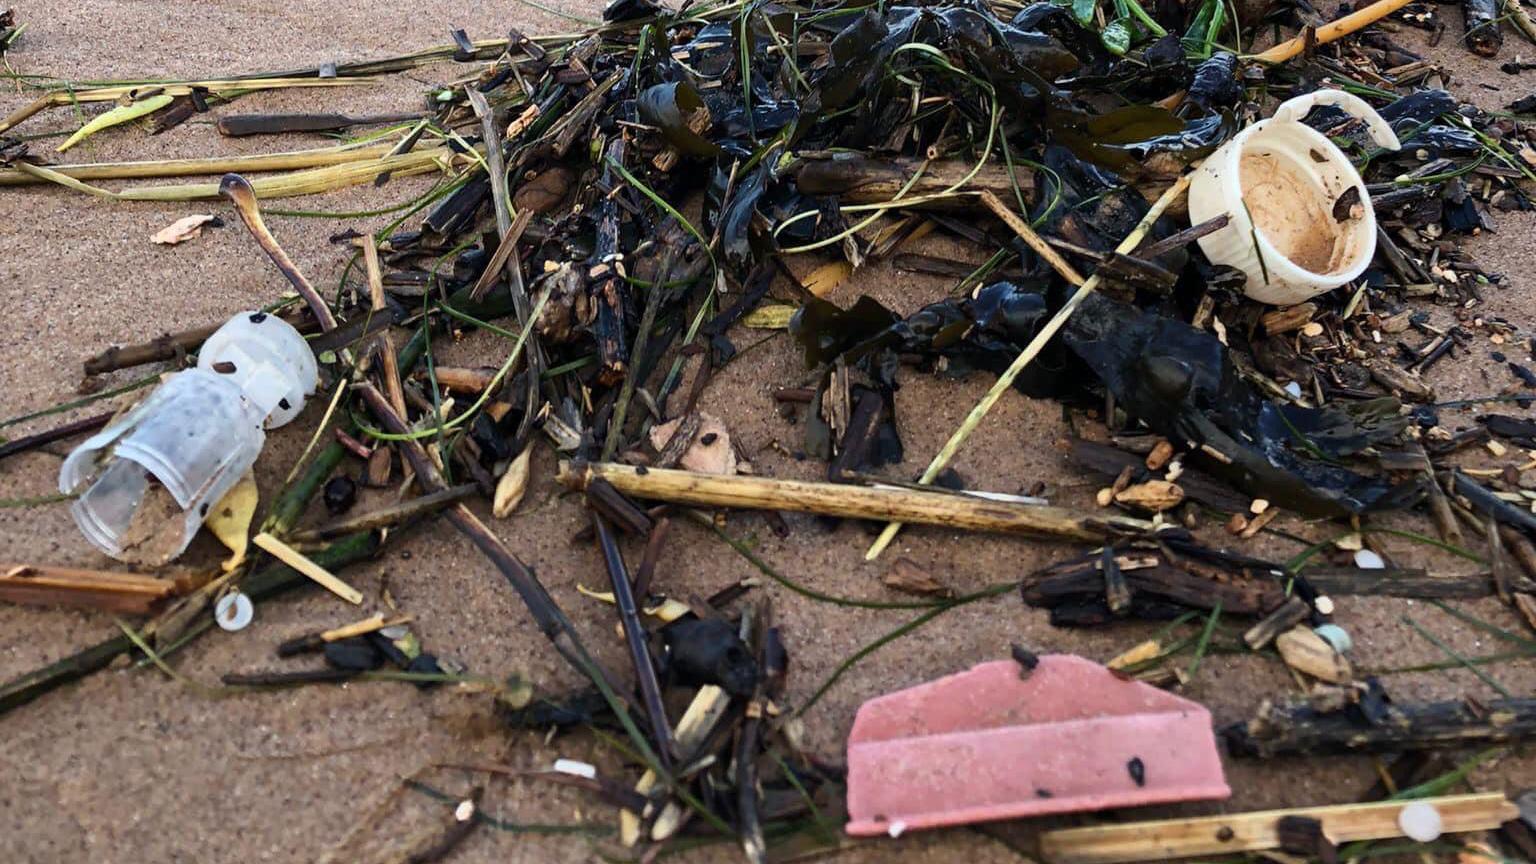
xmin=119 ymin=482 xmax=185 ymax=567
xmin=1239 ymin=151 xmax=1345 ymax=274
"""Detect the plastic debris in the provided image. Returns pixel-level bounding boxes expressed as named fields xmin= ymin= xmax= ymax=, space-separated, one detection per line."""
xmin=1355 ymin=549 xmax=1387 ymax=569
xmin=1400 ymin=800 xmax=1445 ymax=842
xmin=58 ymin=312 xmax=318 ymax=564
xmin=214 ymin=592 xmax=254 ymax=632
xmin=1190 ymin=90 xmax=1400 ymax=304
xmin=1313 ymin=623 xmax=1354 ymax=654
xmin=844 ymin=655 xmax=1229 ymax=836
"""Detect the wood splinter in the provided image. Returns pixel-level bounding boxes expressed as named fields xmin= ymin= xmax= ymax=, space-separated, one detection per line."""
xmin=1038 ymin=792 xmax=1516 ymax=864
xmin=0 ymin=563 xmax=179 ymax=614
xmin=277 ymin=613 xmax=413 ymax=656
xmin=252 ymin=533 xmax=364 ymax=605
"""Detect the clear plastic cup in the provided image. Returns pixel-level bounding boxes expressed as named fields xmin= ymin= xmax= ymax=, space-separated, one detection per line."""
xmin=59 ymin=311 xmax=318 ymax=563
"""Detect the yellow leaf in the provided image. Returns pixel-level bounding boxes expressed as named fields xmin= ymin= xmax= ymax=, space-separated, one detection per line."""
xmin=575 ymin=584 xmax=691 ymax=622
xmin=205 ymin=472 xmax=258 ymax=572
xmin=802 ymin=260 xmax=852 ymax=298
xmin=492 ymin=442 xmax=533 ymax=518
xmin=1107 ymin=639 xmax=1161 ymax=670
xmin=58 ymin=93 xmax=175 ymax=153
xmin=741 ymin=303 xmax=797 ymax=329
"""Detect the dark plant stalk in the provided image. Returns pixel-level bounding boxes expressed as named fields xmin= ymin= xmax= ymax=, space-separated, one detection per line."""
xmin=601 ymin=235 xmax=680 ymax=461
xmin=591 ymin=511 xmax=675 ymax=768
xmin=265 ymin=440 xmax=349 ymax=534
xmin=0 ymin=411 xmax=111 ymax=461
xmin=589 ymin=139 xmax=632 ymax=386
xmin=289 ymin=484 xmax=477 ymax=542
xmin=222 ymin=668 xmax=361 ymax=686
xmin=632 ymin=516 xmax=671 ymax=599
xmin=218 ymin=173 xmax=339 ymax=331
xmin=1227 ymin=696 xmax=1536 ymax=756
xmin=737 ymin=608 xmax=784 ymax=864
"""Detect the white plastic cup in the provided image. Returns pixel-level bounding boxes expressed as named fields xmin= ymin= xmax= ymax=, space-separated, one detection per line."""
xmin=59 ymin=312 xmax=318 ymax=563
xmin=1188 ymin=90 xmax=1401 ymax=306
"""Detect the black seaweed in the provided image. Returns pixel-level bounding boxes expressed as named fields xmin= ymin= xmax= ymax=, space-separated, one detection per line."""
xmin=661 ymin=617 xmax=760 ymax=697
xmin=1185 ymin=52 xmax=1242 ymax=114
xmin=324 ymin=638 xmax=384 ymax=671
xmin=1064 ymin=295 xmax=1411 ymax=515
xmin=322 ymin=476 xmax=358 ymax=516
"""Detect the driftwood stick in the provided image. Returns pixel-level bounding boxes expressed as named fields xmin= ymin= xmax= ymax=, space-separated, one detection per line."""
xmin=421 ymin=367 xmax=499 ymax=393
xmin=359 ymin=235 xmax=407 ymax=420
xmin=632 ymin=516 xmax=671 ymax=600
xmin=0 ymin=564 xmax=174 ymax=594
xmin=1509 ymin=0 xmax=1536 ymax=44
xmin=978 ymin=190 xmax=1087 ymax=284
xmin=1500 ymin=523 xmax=1536 ymax=581
xmin=1426 ymin=465 xmax=1464 ymax=546
xmin=1225 ymin=696 xmax=1536 ymax=757
xmin=467 ymin=88 xmax=512 ymax=239
xmin=1068 ymin=438 xmax=1250 ymax=512
xmin=585 ymin=477 xmax=655 ymax=535
xmin=557 ymin=461 xmax=1149 ymax=543
xmin=1301 ymin=567 xmax=1533 ymax=598
xmin=1038 ymin=793 xmax=1516 ymax=864
xmin=1132 ymin=213 xmax=1231 ymax=259
xmin=466 ymin=209 xmax=532 ymax=302
xmin=1242 ymin=596 xmax=1310 ymax=649
xmin=1022 ymin=560 xmax=1283 ymax=616
xmin=1453 ymin=471 xmax=1536 ymax=534
xmin=590 ymin=139 xmax=631 ymax=386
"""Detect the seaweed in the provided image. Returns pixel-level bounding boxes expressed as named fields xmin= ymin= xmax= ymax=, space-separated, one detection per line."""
xmin=661 ymin=617 xmax=759 ymax=697
xmin=636 ymin=82 xmax=722 ymax=157
xmin=1184 ymin=52 xmax=1242 ymax=114
xmin=790 ymin=281 xmax=1067 ymax=398
xmin=1064 ymin=294 xmax=1413 ymax=515
xmin=1054 ymin=105 xmax=1240 ymax=177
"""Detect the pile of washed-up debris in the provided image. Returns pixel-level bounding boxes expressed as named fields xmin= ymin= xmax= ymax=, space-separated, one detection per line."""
xmin=7 ymin=0 xmax=1536 ymax=859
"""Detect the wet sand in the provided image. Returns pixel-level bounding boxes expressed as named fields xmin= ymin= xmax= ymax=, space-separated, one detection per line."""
xmin=2 ymin=4 xmax=1535 ymax=862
